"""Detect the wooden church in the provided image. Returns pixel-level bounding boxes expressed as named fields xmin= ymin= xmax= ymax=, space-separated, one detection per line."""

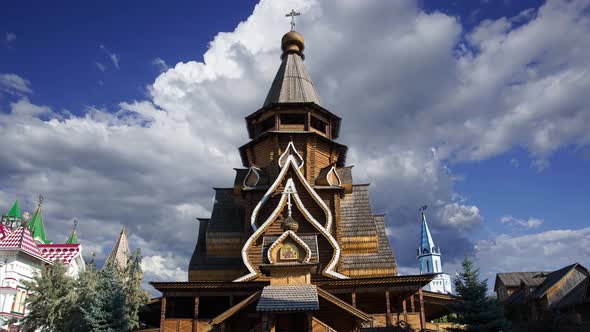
xmin=151 ymin=18 xmax=452 ymax=332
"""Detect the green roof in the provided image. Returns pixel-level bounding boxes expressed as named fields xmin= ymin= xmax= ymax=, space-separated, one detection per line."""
xmin=29 ymin=207 xmax=50 ymax=244
xmin=66 ymin=227 xmax=78 ymax=244
xmin=6 ymin=200 xmax=21 ymax=219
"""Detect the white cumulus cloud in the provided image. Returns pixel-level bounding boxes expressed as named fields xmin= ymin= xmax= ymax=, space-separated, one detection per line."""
xmin=500 ymin=215 xmax=544 ymax=228
xmin=1 ymin=0 xmax=589 ymax=285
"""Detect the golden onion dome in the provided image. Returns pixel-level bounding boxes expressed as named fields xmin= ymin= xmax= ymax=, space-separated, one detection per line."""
xmin=281 ymin=31 xmax=305 ymax=58
xmin=282 ymin=215 xmax=299 ymax=232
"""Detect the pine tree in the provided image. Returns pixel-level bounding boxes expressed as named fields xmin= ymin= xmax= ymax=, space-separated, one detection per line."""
xmin=449 ymin=256 xmax=510 ymax=332
xmin=20 ymin=263 xmax=80 ymax=331
xmin=124 ymin=248 xmax=150 ymax=330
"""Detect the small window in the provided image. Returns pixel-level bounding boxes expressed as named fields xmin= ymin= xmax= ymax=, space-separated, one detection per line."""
xmin=258 ymin=116 xmax=275 ymax=133
xmin=12 ymin=288 xmax=26 ymax=314
xmin=426 ymin=260 xmax=430 ymax=273
xmin=280 ymin=113 xmax=305 ymax=125
xmin=310 ymin=116 xmax=327 ymax=133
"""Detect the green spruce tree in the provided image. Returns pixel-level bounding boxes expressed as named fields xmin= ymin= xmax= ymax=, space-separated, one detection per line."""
xmin=81 ymin=264 xmax=128 ymax=332
xmin=20 ymin=263 xmax=79 ymax=331
xmin=449 ymin=256 xmax=510 ymax=332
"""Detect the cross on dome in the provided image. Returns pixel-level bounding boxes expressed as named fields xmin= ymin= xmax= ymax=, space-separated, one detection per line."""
xmin=285 ymin=9 xmax=300 ymax=31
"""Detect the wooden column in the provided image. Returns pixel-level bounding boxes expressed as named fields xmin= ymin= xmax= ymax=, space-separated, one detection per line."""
xmin=159 ymin=295 xmax=167 ymax=332
xmin=419 ymin=289 xmax=426 ymax=331
xmin=262 ymin=313 xmax=268 ymax=332
xmin=193 ymin=296 xmax=200 ymax=332
xmin=306 ymin=312 xmax=313 ymax=332
xmin=269 ymin=314 xmax=276 ymax=332
xmin=385 ymin=290 xmax=392 ymax=326
xmin=351 ymin=290 xmax=357 ymax=308
xmin=402 ymin=298 xmax=408 ymax=325
xmin=410 ymin=293 xmax=415 ymax=312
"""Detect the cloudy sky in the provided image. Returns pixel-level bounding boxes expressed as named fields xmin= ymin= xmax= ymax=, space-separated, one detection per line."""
xmin=1 ymin=0 xmax=589 ymax=293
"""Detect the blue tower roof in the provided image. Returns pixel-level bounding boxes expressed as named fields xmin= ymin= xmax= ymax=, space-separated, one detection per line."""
xmin=419 ymin=211 xmax=437 ymax=256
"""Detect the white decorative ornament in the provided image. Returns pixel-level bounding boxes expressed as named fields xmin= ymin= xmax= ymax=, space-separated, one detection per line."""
xmin=235 ymin=143 xmax=347 ymax=282
xmin=278 ymin=141 xmax=304 ymax=169
xmin=243 ymin=166 xmax=261 ymax=189
xmin=326 ymin=166 xmax=342 ymax=187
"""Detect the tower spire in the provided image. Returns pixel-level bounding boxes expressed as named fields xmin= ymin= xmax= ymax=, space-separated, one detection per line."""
xmin=66 ymin=219 xmax=78 ymax=244
xmin=105 ymin=226 xmax=131 ymax=269
xmin=418 ymin=205 xmax=435 ymax=254
xmin=29 ymin=194 xmax=49 ymax=244
xmin=6 ymin=200 xmax=21 ymax=220
xmin=262 ymin=20 xmax=321 ymax=107
xmin=417 ymin=206 xmax=453 ymax=294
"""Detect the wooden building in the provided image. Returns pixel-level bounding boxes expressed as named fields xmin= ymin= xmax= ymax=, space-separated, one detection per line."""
xmin=495 ymin=263 xmax=590 ymax=331
xmin=151 ymin=24 xmax=454 ymax=332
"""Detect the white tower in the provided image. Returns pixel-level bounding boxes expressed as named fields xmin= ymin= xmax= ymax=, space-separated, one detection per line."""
xmin=417 ymin=206 xmax=452 ymax=294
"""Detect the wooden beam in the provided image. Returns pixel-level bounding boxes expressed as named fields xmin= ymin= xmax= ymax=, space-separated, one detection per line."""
xmin=262 ymin=312 xmax=268 ymax=332
xmin=351 ymin=290 xmax=356 ymax=308
xmin=419 ymin=288 xmax=426 ymax=330
xmin=193 ymin=296 xmax=199 ymax=332
xmin=385 ymin=290 xmax=392 ymax=327
xmin=306 ymin=312 xmax=313 ymax=332
xmin=160 ymin=295 xmax=166 ymax=332
xmin=270 ymin=313 xmax=276 ymax=332
xmin=410 ymin=293 xmax=415 ymax=312
xmin=402 ymin=299 xmax=408 ymax=326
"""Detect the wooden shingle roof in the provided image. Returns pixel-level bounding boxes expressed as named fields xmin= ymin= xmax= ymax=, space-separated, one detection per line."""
xmin=529 ymin=263 xmax=588 ymax=304
xmin=206 ymin=188 xmax=244 ymax=233
xmin=256 ymin=285 xmax=319 ymax=312
xmin=494 ymin=271 xmax=548 ymax=291
xmin=339 ymin=185 xmax=378 ymax=239
xmin=263 ymin=53 xmax=321 ymax=107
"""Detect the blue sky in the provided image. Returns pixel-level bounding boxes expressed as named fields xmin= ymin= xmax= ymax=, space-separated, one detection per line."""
xmin=1 ymin=0 xmax=589 ymax=290
xmin=0 ymin=1 xmax=258 ymax=110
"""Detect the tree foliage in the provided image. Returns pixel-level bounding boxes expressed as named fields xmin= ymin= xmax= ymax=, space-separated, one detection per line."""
xmin=20 ymin=263 xmax=79 ymax=331
xmin=449 ymin=256 xmax=511 ymax=332
xmin=19 ymin=250 xmax=150 ymax=332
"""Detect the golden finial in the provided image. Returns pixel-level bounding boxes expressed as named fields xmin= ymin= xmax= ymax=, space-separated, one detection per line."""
xmin=281 ymin=10 xmax=305 ymax=59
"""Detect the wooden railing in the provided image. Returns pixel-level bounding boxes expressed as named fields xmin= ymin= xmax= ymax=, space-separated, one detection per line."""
xmin=312 ymin=317 xmax=337 ymax=332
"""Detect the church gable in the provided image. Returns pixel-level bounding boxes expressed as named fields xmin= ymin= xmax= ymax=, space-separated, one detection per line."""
xmin=237 ymin=143 xmax=346 ymax=282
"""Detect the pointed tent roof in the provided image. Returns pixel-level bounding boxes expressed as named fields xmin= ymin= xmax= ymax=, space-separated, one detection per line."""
xmin=262 ymin=31 xmax=321 ymax=107
xmin=29 ymin=206 xmax=50 ymax=244
xmin=105 ymin=226 xmax=131 ymax=269
xmin=6 ymin=200 xmax=21 ymax=219
xmin=66 ymin=225 xmax=78 ymax=244
xmin=419 ymin=210 xmax=436 ymax=254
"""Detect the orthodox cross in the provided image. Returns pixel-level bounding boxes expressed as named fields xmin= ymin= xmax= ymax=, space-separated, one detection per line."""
xmin=38 ymin=194 xmax=44 ymax=207
xmin=285 ymin=187 xmax=294 ymax=217
xmin=73 ymin=219 xmax=78 ymax=230
xmin=285 ymin=9 xmax=300 ymax=31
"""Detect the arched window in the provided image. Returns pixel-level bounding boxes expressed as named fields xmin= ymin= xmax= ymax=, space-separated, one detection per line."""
xmin=426 ymin=259 xmax=430 ymax=273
